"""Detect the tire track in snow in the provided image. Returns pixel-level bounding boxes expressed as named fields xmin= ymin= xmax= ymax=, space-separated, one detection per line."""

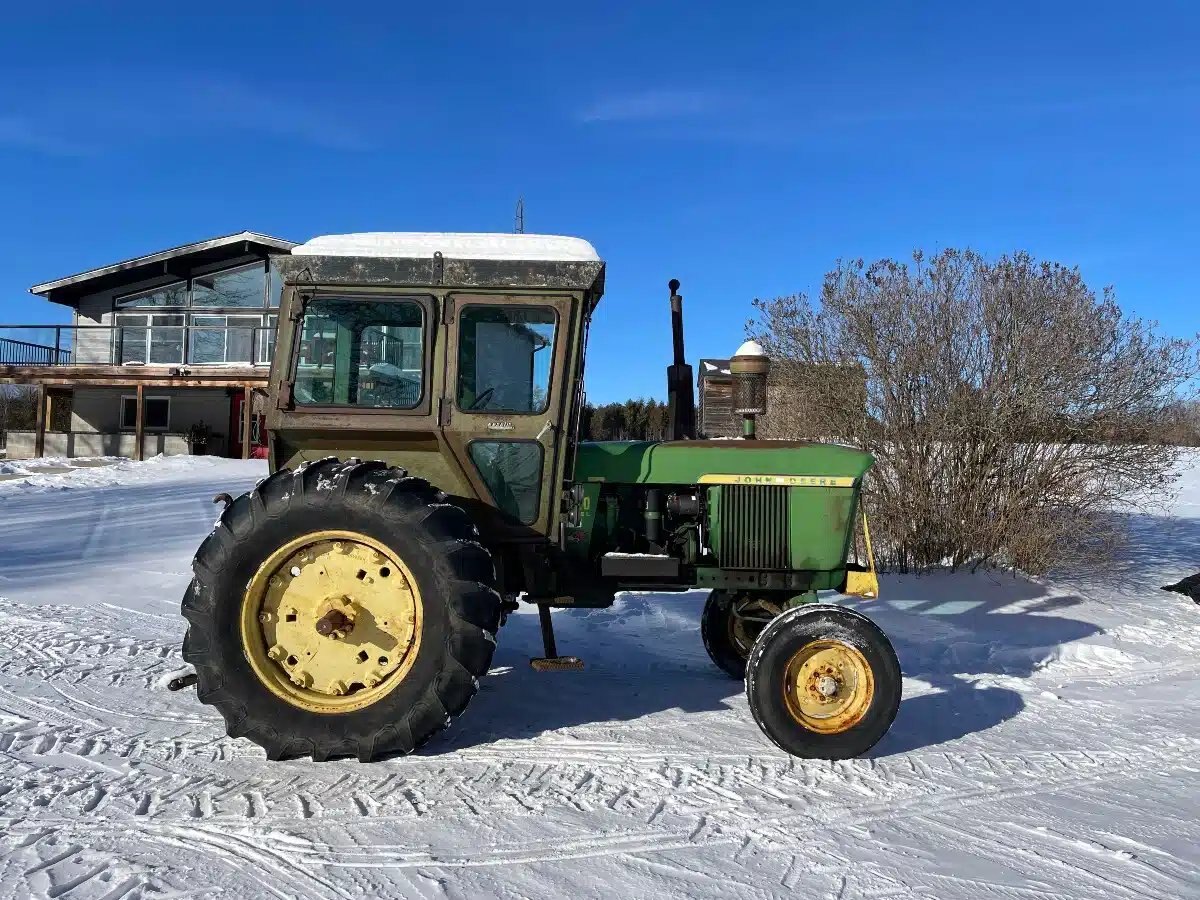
xmin=4 ymin=703 xmax=1196 ymax=841
xmin=0 ymin=599 xmax=182 ymax=685
xmin=8 ymin=736 xmax=1194 ymax=886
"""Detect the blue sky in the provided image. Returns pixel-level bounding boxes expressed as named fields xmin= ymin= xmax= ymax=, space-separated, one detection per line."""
xmin=1 ymin=2 xmax=1197 ymax=401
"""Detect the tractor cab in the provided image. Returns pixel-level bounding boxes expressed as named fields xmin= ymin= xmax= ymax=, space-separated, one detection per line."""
xmin=266 ymin=233 xmax=603 ymax=552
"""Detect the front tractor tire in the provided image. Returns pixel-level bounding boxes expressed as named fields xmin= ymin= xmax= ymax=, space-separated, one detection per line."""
xmin=182 ymin=458 xmax=501 ymax=762
xmin=701 ymin=590 xmax=783 ymax=679
xmin=745 ymin=604 xmax=901 ymax=759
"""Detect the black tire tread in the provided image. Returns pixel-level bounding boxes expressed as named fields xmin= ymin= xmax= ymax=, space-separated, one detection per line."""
xmin=744 ymin=604 xmax=902 ymax=759
xmin=700 ymin=590 xmax=748 ymax=679
xmin=182 ymin=457 xmax=500 ymax=762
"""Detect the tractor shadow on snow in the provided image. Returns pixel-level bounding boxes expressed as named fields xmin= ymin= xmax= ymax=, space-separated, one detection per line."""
xmin=425 ymin=574 xmax=1105 ymax=759
xmin=863 ymin=577 xmax=1099 ymax=757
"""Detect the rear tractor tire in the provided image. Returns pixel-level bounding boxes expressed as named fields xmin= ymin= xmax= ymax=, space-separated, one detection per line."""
xmin=701 ymin=590 xmax=783 ymax=679
xmin=181 ymin=458 xmax=501 ymax=762
xmin=745 ymin=604 xmax=901 ymax=759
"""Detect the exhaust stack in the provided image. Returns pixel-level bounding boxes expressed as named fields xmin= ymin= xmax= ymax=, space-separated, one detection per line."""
xmin=666 ymin=278 xmax=697 ymax=440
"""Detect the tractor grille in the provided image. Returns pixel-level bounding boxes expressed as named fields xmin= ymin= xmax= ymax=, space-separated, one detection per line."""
xmin=719 ymin=485 xmax=791 ymax=569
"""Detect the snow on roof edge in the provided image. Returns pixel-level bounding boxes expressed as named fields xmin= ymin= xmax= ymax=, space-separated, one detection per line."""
xmin=291 ymin=232 xmax=600 ymax=263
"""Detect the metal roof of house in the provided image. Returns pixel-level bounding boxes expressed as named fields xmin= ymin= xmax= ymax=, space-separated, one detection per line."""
xmin=30 ymin=231 xmax=298 ymax=305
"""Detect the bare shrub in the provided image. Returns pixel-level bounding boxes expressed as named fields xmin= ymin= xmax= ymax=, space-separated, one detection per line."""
xmin=0 ymin=384 xmax=38 ymax=448
xmin=751 ymin=249 xmax=1200 ymax=573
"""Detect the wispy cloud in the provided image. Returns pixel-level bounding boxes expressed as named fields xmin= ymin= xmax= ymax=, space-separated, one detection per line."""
xmin=575 ymin=77 xmax=1198 ymax=144
xmin=181 ymin=77 xmax=372 ymax=151
xmin=576 ymin=88 xmax=733 ymax=124
xmin=0 ymin=72 xmax=373 ymax=157
xmin=0 ymin=115 xmax=86 ymax=156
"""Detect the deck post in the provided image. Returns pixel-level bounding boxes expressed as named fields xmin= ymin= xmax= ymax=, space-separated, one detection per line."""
xmin=134 ymin=382 xmax=145 ymax=462
xmin=241 ymin=384 xmax=253 ymax=459
xmin=34 ymin=383 xmax=47 ymax=458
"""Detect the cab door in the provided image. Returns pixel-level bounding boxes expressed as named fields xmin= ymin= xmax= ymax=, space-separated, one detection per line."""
xmin=440 ymin=293 xmax=579 ymax=538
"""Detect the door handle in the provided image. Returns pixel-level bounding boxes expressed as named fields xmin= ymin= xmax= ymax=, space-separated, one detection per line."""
xmin=536 ymin=420 xmax=557 ymax=442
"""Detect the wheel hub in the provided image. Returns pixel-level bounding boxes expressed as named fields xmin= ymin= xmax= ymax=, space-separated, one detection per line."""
xmin=782 ymin=640 xmax=875 ymax=734
xmin=314 ymin=602 xmax=356 ymax=639
xmin=240 ymin=531 xmax=423 ymax=713
xmin=815 ymin=674 xmax=840 ymax=699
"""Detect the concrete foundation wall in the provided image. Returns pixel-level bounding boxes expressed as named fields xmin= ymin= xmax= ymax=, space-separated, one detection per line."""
xmin=4 ymin=431 xmax=193 ymax=459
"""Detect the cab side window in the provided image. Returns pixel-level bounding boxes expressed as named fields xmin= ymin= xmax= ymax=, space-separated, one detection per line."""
xmin=293 ymin=297 xmax=425 ymax=408
xmin=456 ymin=306 xmax=556 ymax=413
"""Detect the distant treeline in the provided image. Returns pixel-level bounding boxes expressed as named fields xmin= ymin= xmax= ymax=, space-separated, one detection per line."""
xmin=578 ymin=399 xmax=669 ymax=441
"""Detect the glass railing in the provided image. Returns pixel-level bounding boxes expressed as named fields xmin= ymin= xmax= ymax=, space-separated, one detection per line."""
xmin=0 ymin=324 xmax=277 ymax=367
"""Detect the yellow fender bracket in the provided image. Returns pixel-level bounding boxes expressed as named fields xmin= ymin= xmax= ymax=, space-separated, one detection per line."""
xmin=844 ymin=512 xmax=880 ymax=600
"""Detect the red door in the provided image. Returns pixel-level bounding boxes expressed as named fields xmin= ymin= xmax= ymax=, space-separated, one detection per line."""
xmin=230 ymin=392 xmax=268 ymax=458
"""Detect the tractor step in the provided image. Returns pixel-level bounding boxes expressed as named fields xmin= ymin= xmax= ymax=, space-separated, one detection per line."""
xmin=529 ymin=602 xmax=584 ymax=671
xmin=530 ymin=655 xmax=585 ymax=672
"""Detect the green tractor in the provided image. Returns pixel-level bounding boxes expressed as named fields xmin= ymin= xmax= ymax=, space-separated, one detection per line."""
xmin=181 ymin=233 xmax=901 ymax=762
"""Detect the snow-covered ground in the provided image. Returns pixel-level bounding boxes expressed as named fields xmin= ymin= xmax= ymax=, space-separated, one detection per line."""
xmin=1 ymin=456 xmax=1198 ymax=899
xmin=0 ymin=456 xmax=121 ymax=481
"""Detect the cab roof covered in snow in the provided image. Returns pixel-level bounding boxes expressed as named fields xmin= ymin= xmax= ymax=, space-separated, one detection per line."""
xmin=275 ymin=232 xmax=606 ymax=295
xmin=292 ymin=232 xmax=599 ymax=262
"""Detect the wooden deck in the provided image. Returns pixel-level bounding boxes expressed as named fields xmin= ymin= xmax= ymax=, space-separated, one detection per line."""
xmin=0 ymin=364 xmax=269 ymax=388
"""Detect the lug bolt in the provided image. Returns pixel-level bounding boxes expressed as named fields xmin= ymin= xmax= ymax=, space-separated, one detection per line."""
xmin=329 ymin=679 xmax=348 ymax=696
xmin=267 ymin=644 xmax=286 ymax=661
xmin=259 ymin=611 xmax=273 ymax=623
xmin=292 ymin=670 xmax=313 ymax=688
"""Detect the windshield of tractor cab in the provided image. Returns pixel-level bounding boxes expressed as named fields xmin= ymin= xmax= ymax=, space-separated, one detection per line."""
xmin=292 ymin=297 xmax=425 ymax=408
xmin=456 ymin=305 xmax=556 ymax=413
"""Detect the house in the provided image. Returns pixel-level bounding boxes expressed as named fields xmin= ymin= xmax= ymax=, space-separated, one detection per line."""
xmin=0 ymin=231 xmax=296 ymax=459
xmin=697 ymin=357 xmax=736 ymax=437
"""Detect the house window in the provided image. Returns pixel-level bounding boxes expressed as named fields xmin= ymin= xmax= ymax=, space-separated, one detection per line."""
xmin=191 ymin=263 xmax=268 ymax=308
xmin=115 ymin=314 xmax=184 ymax=364
xmin=121 ymin=396 xmax=171 ymax=431
xmin=117 ymin=282 xmax=188 ymax=308
xmin=260 ymin=314 xmax=278 ymax=365
xmin=114 ymin=263 xmax=271 ymax=310
xmin=189 ymin=314 xmax=263 ymax=364
xmin=456 ymin=306 xmax=556 ymax=413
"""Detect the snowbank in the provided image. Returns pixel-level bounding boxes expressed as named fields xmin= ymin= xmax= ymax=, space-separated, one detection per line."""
xmin=0 ymin=455 xmax=123 ymax=476
xmin=0 ymin=453 xmax=266 ymax=493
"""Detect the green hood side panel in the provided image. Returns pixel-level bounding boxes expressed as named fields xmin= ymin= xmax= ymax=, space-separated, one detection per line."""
xmin=573 ymin=440 xmax=873 ymax=484
xmin=573 ymin=439 xmax=874 ymax=575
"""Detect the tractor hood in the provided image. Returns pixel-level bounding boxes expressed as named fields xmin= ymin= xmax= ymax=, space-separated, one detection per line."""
xmin=572 ymin=440 xmax=873 ymax=485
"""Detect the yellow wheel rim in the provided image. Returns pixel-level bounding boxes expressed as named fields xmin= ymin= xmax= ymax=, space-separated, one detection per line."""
xmin=781 ymin=640 xmax=874 ymax=734
xmin=240 ymin=530 xmax=423 ymax=714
